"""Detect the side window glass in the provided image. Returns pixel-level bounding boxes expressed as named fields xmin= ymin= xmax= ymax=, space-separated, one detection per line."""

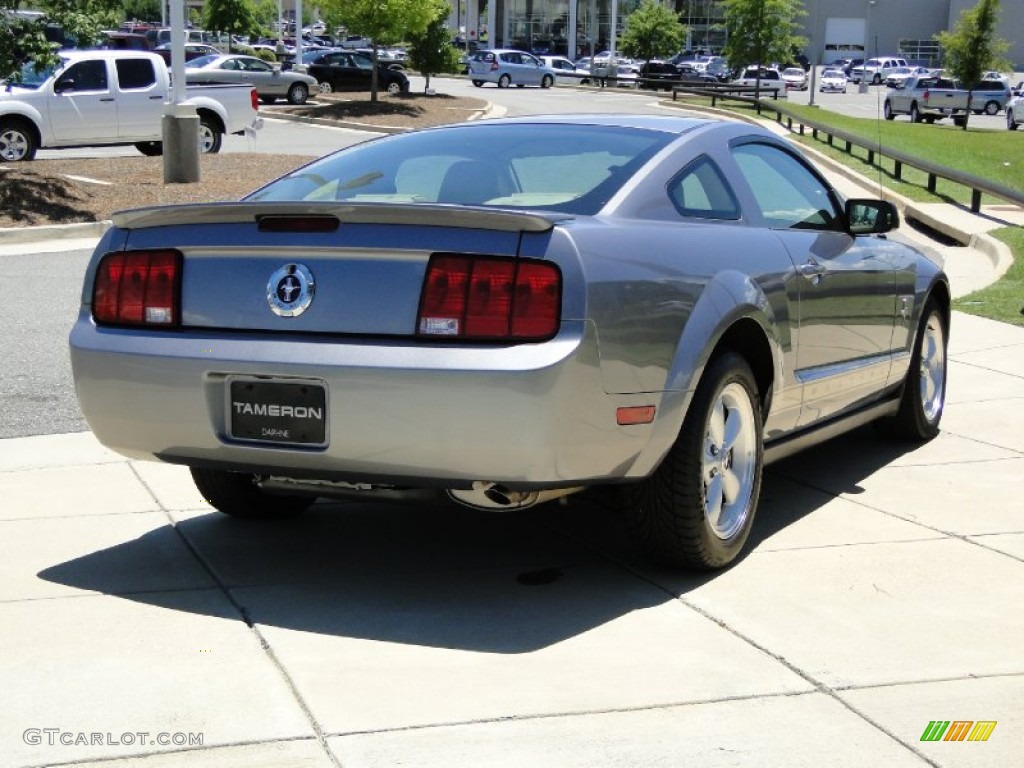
xmin=667 ymin=156 xmax=740 ymax=220
xmin=57 ymin=61 xmax=109 ymax=92
xmin=731 ymin=143 xmax=840 ymax=230
xmin=115 ymin=58 xmax=156 ymax=89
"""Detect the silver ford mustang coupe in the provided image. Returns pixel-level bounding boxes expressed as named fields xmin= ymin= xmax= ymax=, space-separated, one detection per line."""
xmin=69 ymin=115 xmax=949 ymax=570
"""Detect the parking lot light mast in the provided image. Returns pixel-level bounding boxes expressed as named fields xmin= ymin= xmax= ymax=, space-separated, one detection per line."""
xmin=162 ymin=0 xmax=200 ymax=183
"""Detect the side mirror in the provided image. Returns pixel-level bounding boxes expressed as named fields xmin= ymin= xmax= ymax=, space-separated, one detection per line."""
xmin=54 ymin=78 xmax=75 ymax=93
xmin=845 ymin=199 xmax=899 ymax=235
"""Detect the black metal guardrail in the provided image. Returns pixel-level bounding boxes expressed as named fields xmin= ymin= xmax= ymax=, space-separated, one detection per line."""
xmin=670 ymin=85 xmax=1024 ymax=214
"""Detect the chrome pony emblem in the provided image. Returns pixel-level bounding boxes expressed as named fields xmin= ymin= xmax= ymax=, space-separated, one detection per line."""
xmin=267 ymin=263 xmax=315 ymax=317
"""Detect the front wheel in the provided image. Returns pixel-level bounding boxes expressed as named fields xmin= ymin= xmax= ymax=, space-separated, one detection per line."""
xmin=878 ymin=298 xmax=947 ymax=441
xmin=497 ymin=74 xmax=511 ymax=88
xmin=386 ymin=80 xmax=402 ymax=96
xmin=622 ymin=352 xmax=763 ymax=570
xmin=191 ymin=467 xmax=313 ymax=519
xmin=198 ymin=116 xmax=222 ymax=154
xmin=318 ymin=80 xmax=333 ymax=95
xmin=910 ymin=103 xmax=922 ymax=123
xmin=872 ymin=73 xmax=882 ymax=85
xmin=287 ymin=82 xmax=309 ymax=105
xmin=0 ymin=119 xmax=37 ymax=162
xmin=259 ymin=95 xmax=277 ymax=104
xmin=541 ymin=74 xmax=553 ymax=89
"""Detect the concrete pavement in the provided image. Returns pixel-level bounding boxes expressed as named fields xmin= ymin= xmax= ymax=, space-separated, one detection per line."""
xmin=2 ymin=309 xmax=1023 ymax=767
xmin=2 ymin=109 xmax=1023 ymax=767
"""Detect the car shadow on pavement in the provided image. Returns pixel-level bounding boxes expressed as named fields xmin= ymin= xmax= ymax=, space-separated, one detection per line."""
xmin=37 ymin=425 xmax=918 ymax=653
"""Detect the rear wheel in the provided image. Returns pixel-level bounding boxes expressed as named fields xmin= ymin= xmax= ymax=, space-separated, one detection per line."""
xmin=541 ymin=74 xmax=553 ymax=89
xmin=498 ymin=74 xmax=511 ymax=88
xmin=883 ymin=100 xmax=895 ymax=120
xmin=622 ymin=352 xmax=763 ymax=570
xmin=984 ymin=100 xmax=1000 ymax=116
xmin=872 ymin=73 xmax=882 ymax=84
xmin=318 ymin=80 xmax=333 ymax=95
xmin=198 ymin=116 xmax=222 ymax=154
xmin=910 ymin=103 xmax=922 ymax=123
xmin=259 ymin=95 xmax=278 ymax=104
xmin=1009 ymin=109 xmax=1019 ymax=131
xmin=287 ymin=82 xmax=309 ymax=104
xmin=191 ymin=467 xmax=313 ymax=519
xmin=0 ymin=118 xmax=37 ymax=162
xmin=472 ymin=79 xmax=483 ymax=87
xmin=134 ymin=141 xmax=163 ymax=157
xmin=878 ymin=298 xmax=947 ymax=441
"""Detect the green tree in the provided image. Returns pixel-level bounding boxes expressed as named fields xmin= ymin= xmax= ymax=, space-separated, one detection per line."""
xmin=620 ymin=0 xmax=686 ymax=65
xmin=407 ymin=0 xmax=459 ymax=91
xmin=122 ymin=0 xmax=161 ymax=22
xmin=0 ymin=4 xmax=59 ymax=83
xmin=935 ymin=0 xmax=1011 ymax=131
xmin=722 ymin=0 xmax=805 ymax=93
xmin=41 ymin=0 xmax=122 ymax=48
xmin=204 ymin=0 xmax=258 ymax=52
xmin=322 ymin=0 xmax=437 ymax=101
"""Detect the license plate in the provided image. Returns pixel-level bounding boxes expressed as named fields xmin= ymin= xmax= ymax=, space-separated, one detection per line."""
xmin=228 ymin=379 xmax=327 ymax=446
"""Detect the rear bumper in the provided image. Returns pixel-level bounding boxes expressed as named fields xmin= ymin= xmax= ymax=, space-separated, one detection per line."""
xmin=69 ymin=318 xmax=660 ymax=489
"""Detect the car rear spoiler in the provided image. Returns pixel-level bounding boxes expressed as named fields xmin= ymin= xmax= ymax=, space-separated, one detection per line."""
xmin=111 ymin=201 xmax=571 ymax=233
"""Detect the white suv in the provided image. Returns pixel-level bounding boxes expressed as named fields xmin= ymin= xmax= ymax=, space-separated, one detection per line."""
xmin=851 ymin=57 xmax=908 ymax=85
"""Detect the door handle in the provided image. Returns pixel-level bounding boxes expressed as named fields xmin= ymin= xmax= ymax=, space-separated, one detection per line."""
xmin=798 ymin=259 xmax=826 ymax=283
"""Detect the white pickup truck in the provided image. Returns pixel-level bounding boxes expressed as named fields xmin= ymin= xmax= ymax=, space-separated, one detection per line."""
xmin=0 ymin=50 xmax=261 ymax=161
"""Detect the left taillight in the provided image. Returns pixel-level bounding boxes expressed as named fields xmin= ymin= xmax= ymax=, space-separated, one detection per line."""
xmin=92 ymin=249 xmax=182 ymax=327
xmin=417 ymin=254 xmax=561 ymax=341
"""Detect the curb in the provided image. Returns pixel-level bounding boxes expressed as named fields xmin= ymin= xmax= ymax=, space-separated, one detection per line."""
xmin=0 ymin=220 xmax=110 ymax=245
xmin=258 ymin=97 xmax=494 ymax=134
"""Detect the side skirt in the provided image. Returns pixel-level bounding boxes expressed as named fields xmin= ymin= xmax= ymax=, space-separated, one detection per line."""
xmin=764 ymin=395 xmax=901 ymax=465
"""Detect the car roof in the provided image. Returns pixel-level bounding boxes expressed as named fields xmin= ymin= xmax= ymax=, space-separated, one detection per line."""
xmin=462 ymin=113 xmax=715 ymax=135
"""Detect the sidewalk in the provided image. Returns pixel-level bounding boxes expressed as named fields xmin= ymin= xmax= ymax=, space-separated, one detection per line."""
xmin=2 ymin=310 xmax=1023 ymax=766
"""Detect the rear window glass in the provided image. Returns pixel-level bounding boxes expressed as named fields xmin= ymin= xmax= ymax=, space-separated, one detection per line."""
xmin=246 ymin=123 xmax=675 ymax=215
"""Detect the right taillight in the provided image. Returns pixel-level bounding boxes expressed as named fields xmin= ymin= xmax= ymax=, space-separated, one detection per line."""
xmin=92 ymin=249 xmax=182 ymax=327
xmin=417 ymin=254 xmax=561 ymax=341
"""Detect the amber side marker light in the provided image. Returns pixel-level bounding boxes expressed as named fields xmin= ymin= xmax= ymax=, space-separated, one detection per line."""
xmin=617 ymin=406 xmax=656 ymax=425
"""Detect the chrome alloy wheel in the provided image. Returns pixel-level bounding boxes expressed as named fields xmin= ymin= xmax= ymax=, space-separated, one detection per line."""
xmin=702 ymin=382 xmax=757 ymax=540
xmin=918 ymin=310 xmax=946 ymax=423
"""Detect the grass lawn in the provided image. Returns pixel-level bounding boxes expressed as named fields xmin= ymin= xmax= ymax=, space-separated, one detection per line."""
xmin=670 ymin=95 xmax=1023 ymax=326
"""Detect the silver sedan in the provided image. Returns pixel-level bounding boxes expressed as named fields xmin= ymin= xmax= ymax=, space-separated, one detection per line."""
xmin=185 ymin=54 xmax=317 ymax=104
xmin=70 ymin=115 xmax=950 ymax=570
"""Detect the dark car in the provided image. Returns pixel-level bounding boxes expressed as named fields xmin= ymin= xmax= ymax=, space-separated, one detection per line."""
xmin=306 ymin=50 xmax=410 ymax=95
xmin=638 ymin=61 xmax=716 ymax=90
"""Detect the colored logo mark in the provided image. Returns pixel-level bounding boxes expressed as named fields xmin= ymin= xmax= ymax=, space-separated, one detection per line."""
xmin=921 ymin=721 xmax=997 ymax=742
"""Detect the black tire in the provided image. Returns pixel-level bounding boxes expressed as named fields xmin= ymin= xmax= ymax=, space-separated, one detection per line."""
xmin=883 ymin=100 xmax=895 ymax=120
xmin=1009 ymin=109 xmax=1019 ymax=131
xmin=878 ymin=298 xmax=947 ymax=441
xmin=198 ymin=116 xmax=222 ymax=154
xmin=259 ymin=95 xmax=278 ymax=104
xmin=386 ymin=80 xmax=402 ymax=96
xmin=498 ymin=73 xmax=511 ymax=88
xmin=910 ymin=103 xmax=922 ymax=123
xmin=191 ymin=467 xmax=313 ymax=519
xmin=472 ymin=79 xmax=484 ymax=87
xmin=134 ymin=141 xmax=163 ymax=157
xmin=984 ymin=100 xmax=1000 ymax=116
xmin=872 ymin=73 xmax=881 ymax=85
xmin=286 ymin=82 xmax=309 ymax=105
xmin=0 ymin=118 xmax=37 ymax=162
xmin=318 ymin=80 xmax=333 ymax=95
xmin=541 ymin=74 xmax=553 ymax=89
xmin=622 ymin=352 xmax=763 ymax=570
